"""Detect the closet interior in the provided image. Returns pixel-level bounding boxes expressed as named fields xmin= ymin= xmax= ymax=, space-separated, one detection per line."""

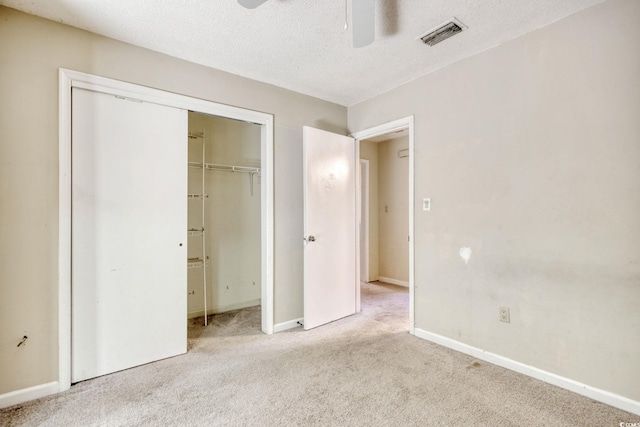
xmin=187 ymin=111 xmax=262 ymax=325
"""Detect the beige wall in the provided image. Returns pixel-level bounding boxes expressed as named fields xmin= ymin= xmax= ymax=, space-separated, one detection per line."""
xmin=359 ymin=140 xmax=379 ymax=281
xmin=349 ymin=0 xmax=640 ymax=402
xmin=0 ymin=6 xmax=346 ymax=396
xmin=377 ymin=137 xmax=409 ymax=283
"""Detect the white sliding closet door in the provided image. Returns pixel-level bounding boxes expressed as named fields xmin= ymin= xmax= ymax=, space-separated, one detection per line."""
xmin=72 ymin=88 xmax=187 ymax=383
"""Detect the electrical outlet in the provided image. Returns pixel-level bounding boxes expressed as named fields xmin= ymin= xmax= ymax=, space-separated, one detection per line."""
xmin=499 ymin=306 xmax=510 ymax=323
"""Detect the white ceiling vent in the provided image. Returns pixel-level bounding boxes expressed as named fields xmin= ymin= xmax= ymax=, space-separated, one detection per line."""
xmin=417 ymin=18 xmax=467 ymax=46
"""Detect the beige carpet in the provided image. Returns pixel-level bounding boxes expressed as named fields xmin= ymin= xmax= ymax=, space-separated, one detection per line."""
xmin=2 ymin=282 xmax=638 ymax=426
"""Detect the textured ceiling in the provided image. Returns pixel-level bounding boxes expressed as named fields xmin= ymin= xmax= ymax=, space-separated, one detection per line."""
xmin=1 ymin=0 xmax=606 ymax=106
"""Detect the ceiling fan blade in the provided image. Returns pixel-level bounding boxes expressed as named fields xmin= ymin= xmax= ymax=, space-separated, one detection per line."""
xmin=352 ymin=0 xmax=375 ymax=48
xmin=238 ymin=0 xmax=268 ymax=9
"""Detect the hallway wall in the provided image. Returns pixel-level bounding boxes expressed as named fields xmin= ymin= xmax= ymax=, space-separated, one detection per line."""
xmin=378 ymin=136 xmax=409 ymax=284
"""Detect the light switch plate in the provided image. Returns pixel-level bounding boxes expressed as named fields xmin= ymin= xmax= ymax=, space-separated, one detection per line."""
xmin=423 ymin=198 xmax=431 ymax=211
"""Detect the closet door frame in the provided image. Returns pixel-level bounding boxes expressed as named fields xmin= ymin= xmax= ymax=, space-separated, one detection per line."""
xmin=58 ymin=68 xmax=275 ymax=393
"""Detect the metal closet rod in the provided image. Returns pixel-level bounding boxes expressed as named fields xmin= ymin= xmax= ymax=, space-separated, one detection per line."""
xmin=188 ymin=162 xmax=259 ymax=196
xmin=188 ymin=162 xmax=261 ymax=174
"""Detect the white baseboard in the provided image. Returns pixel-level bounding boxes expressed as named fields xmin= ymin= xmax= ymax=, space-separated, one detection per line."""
xmin=274 ymin=317 xmax=304 ymax=333
xmin=414 ymin=328 xmax=640 ymax=416
xmin=376 ymin=276 xmax=409 ymax=287
xmin=0 ymin=381 xmax=59 ymax=409
xmin=187 ymin=299 xmax=261 ymax=319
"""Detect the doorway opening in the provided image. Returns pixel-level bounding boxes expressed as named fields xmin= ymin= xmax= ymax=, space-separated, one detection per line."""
xmin=187 ymin=112 xmax=262 ymax=335
xmin=358 ymin=129 xmax=409 ymax=286
xmin=352 ymin=116 xmax=415 ymax=334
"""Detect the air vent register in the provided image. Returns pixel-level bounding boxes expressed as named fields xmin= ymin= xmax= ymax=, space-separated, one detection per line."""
xmin=417 ymin=18 xmax=467 ymax=46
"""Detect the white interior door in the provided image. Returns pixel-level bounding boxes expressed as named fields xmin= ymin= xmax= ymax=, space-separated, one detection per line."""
xmin=303 ymin=126 xmax=357 ymax=330
xmin=72 ymin=88 xmax=187 ymax=382
xmin=359 ymin=159 xmax=369 ymax=283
